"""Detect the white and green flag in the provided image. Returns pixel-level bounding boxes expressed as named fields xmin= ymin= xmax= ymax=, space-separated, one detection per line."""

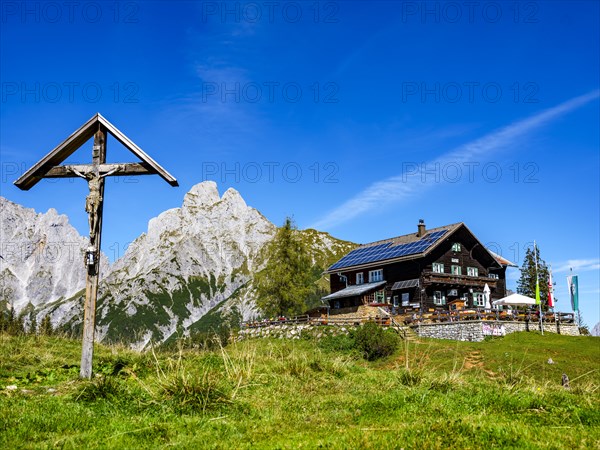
xmin=567 ymin=275 xmax=579 ymax=312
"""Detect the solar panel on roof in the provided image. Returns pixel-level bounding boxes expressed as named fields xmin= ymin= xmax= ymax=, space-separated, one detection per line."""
xmin=328 ymin=229 xmax=449 ymax=270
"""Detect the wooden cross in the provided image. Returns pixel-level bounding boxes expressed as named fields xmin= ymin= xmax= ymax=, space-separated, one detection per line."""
xmin=15 ymin=113 xmax=177 ymax=379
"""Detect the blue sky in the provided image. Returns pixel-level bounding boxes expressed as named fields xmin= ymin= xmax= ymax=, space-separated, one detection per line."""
xmin=1 ymin=1 xmax=599 ymax=325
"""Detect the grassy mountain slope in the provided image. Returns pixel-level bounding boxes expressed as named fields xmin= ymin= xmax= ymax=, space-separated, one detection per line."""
xmin=1 ymin=331 xmax=598 ymax=449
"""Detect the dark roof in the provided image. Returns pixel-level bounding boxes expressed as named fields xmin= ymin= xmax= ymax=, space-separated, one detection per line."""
xmin=14 ymin=113 xmax=178 ymax=190
xmin=326 ymin=223 xmax=462 ymax=273
xmin=321 ymin=281 xmax=386 ymax=300
xmin=360 ymin=222 xmax=461 ymax=249
xmin=326 ymin=222 xmax=505 ymax=273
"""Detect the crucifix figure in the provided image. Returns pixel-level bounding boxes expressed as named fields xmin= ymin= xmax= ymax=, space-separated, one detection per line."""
xmin=15 ymin=113 xmax=177 ymax=379
xmin=69 ymin=164 xmax=121 ymax=240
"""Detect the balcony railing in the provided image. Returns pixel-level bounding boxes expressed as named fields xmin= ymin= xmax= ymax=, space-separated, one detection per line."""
xmin=422 ymin=271 xmax=498 ymax=288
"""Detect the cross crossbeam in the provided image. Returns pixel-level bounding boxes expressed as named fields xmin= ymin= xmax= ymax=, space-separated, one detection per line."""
xmin=45 ymin=162 xmax=156 ymax=178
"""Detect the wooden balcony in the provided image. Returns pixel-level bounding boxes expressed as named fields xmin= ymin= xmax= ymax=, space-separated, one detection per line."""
xmin=421 ymin=271 xmax=498 ymax=289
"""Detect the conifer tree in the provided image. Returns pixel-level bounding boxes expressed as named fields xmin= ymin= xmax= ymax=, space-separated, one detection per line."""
xmin=1 ymin=304 xmax=27 ymax=335
xmin=576 ymin=311 xmax=589 ymax=334
xmin=6 ymin=305 xmax=23 ymax=335
xmin=29 ymin=312 xmax=38 ymax=336
xmin=517 ymin=244 xmax=550 ymax=309
xmin=14 ymin=312 xmax=26 ymax=336
xmin=254 ymin=218 xmax=315 ymax=318
xmin=7 ymin=305 xmax=15 ymax=328
xmin=39 ymin=315 xmax=54 ymax=336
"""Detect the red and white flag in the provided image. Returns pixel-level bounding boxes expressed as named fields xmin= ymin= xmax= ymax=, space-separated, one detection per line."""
xmin=548 ymin=267 xmax=555 ymax=308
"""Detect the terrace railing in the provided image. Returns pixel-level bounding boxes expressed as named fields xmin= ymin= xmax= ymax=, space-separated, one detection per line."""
xmin=241 ymin=310 xmax=575 ymax=329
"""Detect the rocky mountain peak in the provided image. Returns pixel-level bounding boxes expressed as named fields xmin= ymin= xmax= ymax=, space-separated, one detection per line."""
xmin=221 ymin=187 xmax=247 ymax=211
xmin=0 ymin=196 xmax=108 ymax=313
xmin=182 ymin=181 xmax=221 ymax=209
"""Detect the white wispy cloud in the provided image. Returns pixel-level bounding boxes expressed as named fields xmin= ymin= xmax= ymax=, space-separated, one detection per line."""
xmin=552 ymin=259 xmax=600 ymax=274
xmin=311 ymin=90 xmax=600 ymax=230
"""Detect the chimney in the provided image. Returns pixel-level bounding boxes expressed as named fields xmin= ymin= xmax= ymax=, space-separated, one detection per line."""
xmin=417 ymin=219 xmax=426 ymax=237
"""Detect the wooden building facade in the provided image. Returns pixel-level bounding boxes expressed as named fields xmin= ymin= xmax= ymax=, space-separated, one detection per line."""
xmin=323 ymin=221 xmax=515 ymax=313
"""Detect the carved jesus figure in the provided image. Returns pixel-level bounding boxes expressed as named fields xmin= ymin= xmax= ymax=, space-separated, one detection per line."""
xmin=70 ymin=165 xmax=120 ymax=239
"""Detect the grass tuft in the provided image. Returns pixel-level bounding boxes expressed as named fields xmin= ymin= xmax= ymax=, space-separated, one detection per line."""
xmin=74 ymin=375 xmax=129 ymax=403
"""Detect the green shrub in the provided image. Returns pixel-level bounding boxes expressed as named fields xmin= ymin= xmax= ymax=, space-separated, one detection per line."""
xmin=353 ymin=321 xmax=399 ymax=361
xmin=579 ymin=326 xmax=590 ymax=336
xmin=317 ymin=333 xmax=356 ymax=354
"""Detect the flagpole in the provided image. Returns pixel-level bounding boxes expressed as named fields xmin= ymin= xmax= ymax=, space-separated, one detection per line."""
xmin=534 ymin=241 xmax=543 ymax=335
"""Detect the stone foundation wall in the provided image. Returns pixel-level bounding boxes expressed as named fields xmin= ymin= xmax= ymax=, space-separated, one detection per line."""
xmin=411 ymin=321 xmax=580 ymax=342
xmin=238 ymin=319 xmax=580 ymax=342
xmin=328 ymin=305 xmax=384 ymax=321
xmin=238 ymin=323 xmax=351 ymax=340
xmin=552 ymin=323 xmax=580 ymax=336
xmin=411 ymin=322 xmax=483 ymax=341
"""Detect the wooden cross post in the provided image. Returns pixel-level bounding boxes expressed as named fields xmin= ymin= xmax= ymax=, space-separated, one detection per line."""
xmin=14 ymin=113 xmax=177 ymax=379
xmin=80 ymin=128 xmax=106 ymax=378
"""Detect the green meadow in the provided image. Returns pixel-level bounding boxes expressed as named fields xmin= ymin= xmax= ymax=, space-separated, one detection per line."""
xmin=1 ymin=331 xmax=598 ymax=449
